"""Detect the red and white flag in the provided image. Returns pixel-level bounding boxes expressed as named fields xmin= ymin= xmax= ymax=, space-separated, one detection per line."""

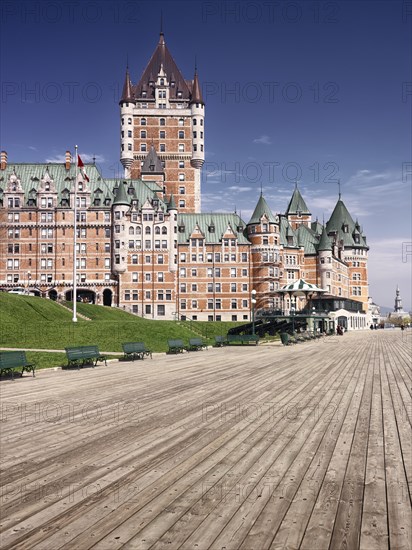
xmin=77 ymin=154 xmax=90 ymax=182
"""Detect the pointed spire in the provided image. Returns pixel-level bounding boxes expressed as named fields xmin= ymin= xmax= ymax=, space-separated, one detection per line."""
xmin=190 ymin=66 xmax=204 ymax=104
xmin=167 ymin=193 xmax=176 ymax=211
xmin=120 ymin=67 xmax=134 ymax=104
xmin=285 ymin=185 xmax=310 ymax=215
xmin=113 ymin=181 xmax=130 ymax=206
xmin=338 ymin=180 xmax=341 ymax=200
xmin=141 ymin=144 xmax=164 ymax=173
xmin=317 ymin=226 xmax=332 ymax=251
xmin=248 ymin=194 xmax=277 ymax=224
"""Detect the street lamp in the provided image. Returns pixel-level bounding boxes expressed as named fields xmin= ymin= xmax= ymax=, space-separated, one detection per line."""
xmin=290 ymin=298 xmax=296 ymax=334
xmin=26 ymin=271 xmax=31 ymax=295
xmin=251 ymin=289 xmax=257 ymax=335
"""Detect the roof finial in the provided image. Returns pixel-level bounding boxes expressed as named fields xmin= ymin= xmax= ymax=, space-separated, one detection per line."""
xmin=194 ymin=55 xmax=197 ymax=73
xmin=295 ymin=179 xmax=298 ymax=189
xmin=126 ymin=53 xmax=129 ymax=70
xmin=160 ymin=10 xmax=163 ymax=34
xmin=260 ymin=182 xmax=263 ymax=195
xmin=338 ymin=180 xmax=341 ymax=200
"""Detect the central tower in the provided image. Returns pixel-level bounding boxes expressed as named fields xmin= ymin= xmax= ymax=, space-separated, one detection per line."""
xmin=119 ymin=32 xmax=205 ymax=213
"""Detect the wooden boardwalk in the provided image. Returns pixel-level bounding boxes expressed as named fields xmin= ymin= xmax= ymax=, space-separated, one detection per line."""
xmin=0 ymin=330 xmax=411 ymax=550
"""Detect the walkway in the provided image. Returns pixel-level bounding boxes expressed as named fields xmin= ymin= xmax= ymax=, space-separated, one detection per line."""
xmin=0 ymin=330 xmax=410 ymax=549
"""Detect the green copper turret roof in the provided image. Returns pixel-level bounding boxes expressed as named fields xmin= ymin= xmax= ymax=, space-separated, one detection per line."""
xmin=248 ymin=194 xmax=277 ymax=224
xmin=326 ymin=198 xmax=368 ymax=249
xmin=113 ymin=181 xmax=130 ymax=206
xmin=317 ymin=226 xmax=333 ymax=251
xmin=285 ymin=185 xmax=310 ymax=215
xmin=167 ymin=193 xmax=177 ymax=211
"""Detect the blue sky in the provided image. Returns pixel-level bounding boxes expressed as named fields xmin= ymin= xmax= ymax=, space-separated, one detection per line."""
xmin=1 ymin=0 xmax=411 ymax=310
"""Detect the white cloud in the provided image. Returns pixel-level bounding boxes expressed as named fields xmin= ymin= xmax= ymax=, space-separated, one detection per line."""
xmin=45 ymin=153 xmax=105 ymax=164
xmin=253 ymin=135 xmax=272 ymax=145
xmin=228 ymin=186 xmax=253 ymax=192
xmin=28 ymin=146 xmax=37 ymax=151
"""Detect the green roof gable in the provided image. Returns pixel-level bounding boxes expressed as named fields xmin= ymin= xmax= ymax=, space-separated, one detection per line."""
xmin=178 ymin=213 xmax=249 ymax=244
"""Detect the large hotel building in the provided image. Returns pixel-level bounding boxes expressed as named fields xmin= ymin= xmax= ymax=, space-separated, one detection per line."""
xmin=0 ymin=32 xmax=370 ymax=329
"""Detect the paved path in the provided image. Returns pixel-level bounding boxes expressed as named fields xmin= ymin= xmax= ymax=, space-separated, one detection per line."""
xmin=0 ymin=330 xmax=410 ymax=550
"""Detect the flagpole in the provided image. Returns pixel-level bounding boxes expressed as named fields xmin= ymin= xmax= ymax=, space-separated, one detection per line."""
xmin=72 ymin=145 xmax=78 ymax=322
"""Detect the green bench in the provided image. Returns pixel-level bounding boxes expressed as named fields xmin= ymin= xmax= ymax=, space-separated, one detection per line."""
xmin=226 ymin=334 xmax=259 ymax=346
xmin=122 ymin=342 xmax=152 ymax=361
xmin=188 ymin=338 xmax=207 ymax=351
xmin=65 ymin=345 xmax=107 ymax=369
xmin=0 ymin=351 xmax=36 ymax=379
xmin=214 ymin=335 xmax=228 ymax=347
xmin=168 ymin=339 xmax=187 ymax=353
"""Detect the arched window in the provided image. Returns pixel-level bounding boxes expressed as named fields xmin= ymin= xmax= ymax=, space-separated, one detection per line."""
xmin=141 ymin=118 xmax=146 ymax=126
xmin=145 ymin=226 xmax=151 ymax=234
xmin=162 ymin=227 xmax=167 ymax=235
xmin=136 ymin=226 xmax=141 ymax=235
xmin=129 ymin=227 xmax=135 ymax=235
xmin=155 ymin=227 xmax=161 ymax=234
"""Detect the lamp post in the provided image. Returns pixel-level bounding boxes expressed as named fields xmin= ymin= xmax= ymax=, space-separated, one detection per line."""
xmin=26 ymin=271 xmax=31 ymax=295
xmin=312 ymin=306 xmax=316 ymax=336
xmin=290 ymin=299 xmax=296 ymax=334
xmin=251 ymin=289 xmax=257 ymax=335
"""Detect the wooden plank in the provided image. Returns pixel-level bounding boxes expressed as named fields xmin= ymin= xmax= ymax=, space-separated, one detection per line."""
xmin=0 ymin=331 xmax=410 ymax=550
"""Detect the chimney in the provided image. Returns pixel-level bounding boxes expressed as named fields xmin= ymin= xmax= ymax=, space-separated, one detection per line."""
xmin=0 ymin=151 xmax=7 ymax=170
xmin=65 ymin=150 xmax=72 ymax=170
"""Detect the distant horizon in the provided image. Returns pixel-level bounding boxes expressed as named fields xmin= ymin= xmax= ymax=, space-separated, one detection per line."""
xmin=1 ymin=0 xmax=411 ymax=310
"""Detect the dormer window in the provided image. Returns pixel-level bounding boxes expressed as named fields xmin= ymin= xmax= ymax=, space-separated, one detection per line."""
xmin=343 ymin=224 xmax=349 ymax=233
xmin=179 ymin=225 xmax=185 ymax=233
xmin=297 ymin=211 xmax=302 ymax=218
xmin=45 ymin=184 xmax=50 ymax=191
xmin=177 ymin=91 xmax=182 ymax=98
xmin=209 ymin=225 xmax=215 ymax=233
xmin=78 ymin=183 xmax=83 ymax=191
xmin=160 ymin=78 xmax=164 ymax=85
xmin=142 ymin=91 xmax=146 ymax=98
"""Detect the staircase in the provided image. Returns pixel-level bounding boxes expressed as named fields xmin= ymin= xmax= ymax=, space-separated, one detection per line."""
xmin=55 ymin=301 xmax=92 ymax=321
xmin=176 ymin=318 xmax=210 ymax=338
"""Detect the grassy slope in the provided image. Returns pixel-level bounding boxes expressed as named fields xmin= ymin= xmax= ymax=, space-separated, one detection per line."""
xmin=0 ymin=295 xmax=240 ymax=356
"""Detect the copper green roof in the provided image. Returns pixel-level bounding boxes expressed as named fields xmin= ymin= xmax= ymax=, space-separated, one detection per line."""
xmin=112 ymin=181 xmax=130 ymax=206
xmin=285 ymin=186 xmax=310 ymax=215
xmin=296 ymin=224 xmax=319 ymax=254
xmin=0 ymin=162 xmax=167 ymax=210
xmin=326 ymin=199 xmax=368 ymax=249
xmin=0 ymin=163 xmax=108 ymax=201
xmin=178 ymin=213 xmax=249 ymax=244
xmin=167 ymin=193 xmax=177 ymax=211
xmin=317 ymin=226 xmax=333 ymax=251
xmin=248 ymin=194 xmax=277 ymax=224
xmin=279 ymin=217 xmax=299 ymax=248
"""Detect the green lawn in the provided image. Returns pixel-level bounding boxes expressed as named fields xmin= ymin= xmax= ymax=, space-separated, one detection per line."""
xmin=0 ymin=295 xmax=243 ymax=367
